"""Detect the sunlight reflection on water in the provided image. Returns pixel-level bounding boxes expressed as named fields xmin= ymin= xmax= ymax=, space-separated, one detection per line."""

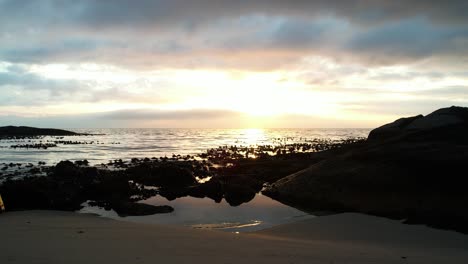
xmin=0 ymin=128 xmax=370 ymax=165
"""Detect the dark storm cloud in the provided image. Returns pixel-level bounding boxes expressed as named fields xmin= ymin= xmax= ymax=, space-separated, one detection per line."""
xmin=347 ymin=17 xmax=468 ymax=63
xmin=0 ymin=0 xmax=467 ymax=68
xmin=0 ymin=37 xmax=124 ymax=64
xmin=264 ymin=18 xmax=346 ymax=50
xmin=2 ymin=0 xmax=467 ymax=27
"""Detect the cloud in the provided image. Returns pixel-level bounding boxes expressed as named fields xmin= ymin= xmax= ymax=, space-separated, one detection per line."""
xmin=0 ymin=65 xmax=169 ymax=106
xmin=0 ymin=65 xmax=76 ymax=90
xmin=2 ymin=1 xmax=467 ymax=29
xmin=0 ymin=108 xmax=247 ymax=128
xmin=417 ymin=86 xmax=468 ymax=99
xmin=100 ymin=109 xmax=242 ymax=121
xmin=0 ymin=1 xmax=467 ymax=69
xmin=346 ymin=17 xmax=468 ymax=64
xmin=345 ymin=100 xmax=465 ymax=117
xmin=0 ymin=65 xmax=85 ymax=106
xmin=0 ymin=108 xmax=380 ymax=128
xmin=1 ymin=1 xmax=467 ymax=128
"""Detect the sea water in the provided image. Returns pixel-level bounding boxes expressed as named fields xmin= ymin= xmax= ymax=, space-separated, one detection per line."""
xmin=1 ymin=128 xmax=370 ymax=232
xmin=0 ymin=128 xmax=369 ymax=165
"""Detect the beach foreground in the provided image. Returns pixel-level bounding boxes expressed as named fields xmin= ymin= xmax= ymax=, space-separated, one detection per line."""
xmin=1 ymin=211 xmax=467 ymax=264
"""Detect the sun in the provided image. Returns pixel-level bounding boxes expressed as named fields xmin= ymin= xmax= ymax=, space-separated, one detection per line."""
xmin=229 ymin=74 xmax=286 ymax=117
xmin=240 ymin=99 xmax=280 ymax=117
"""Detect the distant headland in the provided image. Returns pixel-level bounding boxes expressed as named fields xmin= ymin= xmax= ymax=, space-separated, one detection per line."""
xmin=0 ymin=126 xmax=81 ymax=137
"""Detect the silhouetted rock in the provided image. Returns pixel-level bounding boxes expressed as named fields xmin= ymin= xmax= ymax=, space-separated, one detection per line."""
xmin=368 ymin=106 xmax=468 ymax=141
xmin=407 ymin=106 xmax=468 ymax=130
xmin=74 ymin=160 xmax=89 ymax=166
xmin=0 ymin=177 xmax=56 ymax=210
xmin=54 ymin=160 xmax=81 ymax=178
xmin=265 ymin=106 xmax=468 ymax=233
xmin=112 ymin=202 xmax=173 ymax=217
xmin=221 ymin=175 xmax=264 ymax=193
xmin=224 ymin=184 xmax=256 ymax=206
xmin=187 ymin=178 xmax=223 ymax=203
xmin=0 ymin=126 xmax=82 ymax=137
xmin=158 ymin=187 xmax=188 ymax=201
xmin=53 ymin=160 xmax=99 ymax=189
xmin=0 ymin=161 xmax=172 ymax=216
xmin=367 ymin=115 xmax=423 ymax=140
xmin=128 ymin=163 xmax=196 ymax=188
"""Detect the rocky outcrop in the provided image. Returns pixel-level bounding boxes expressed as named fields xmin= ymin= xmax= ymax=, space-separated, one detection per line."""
xmin=368 ymin=106 xmax=468 ymax=141
xmin=0 ymin=126 xmax=82 ymax=137
xmin=112 ymin=202 xmax=173 ymax=217
xmin=407 ymin=106 xmax=468 ymax=130
xmin=0 ymin=161 xmax=172 ymax=216
xmin=127 ymin=162 xmax=196 ymax=188
xmin=264 ymin=106 xmax=468 ymax=233
xmin=367 ymin=115 xmax=423 ymax=140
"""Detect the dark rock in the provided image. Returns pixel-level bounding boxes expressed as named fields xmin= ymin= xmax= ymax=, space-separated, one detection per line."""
xmin=54 ymin=160 xmax=81 ymax=178
xmin=53 ymin=160 xmax=98 ymax=187
xmin=0 ymin=126 xmax=82 ymax=137
xmin=407 ymin=106 xmax=468 ymax=130
xmin=0 ymin=177 xmax=55 ymax=210
xmin=111 ymin=202 xmax=173 ymax=217
xmin=368 ymin=106 xmax=468 ymax=141
xmin=74 ymin=160 xmax=89 ymax=166
xmin=128 ymin=163 xmax=196 ymax=188
xmin=224 ymin=184 xmax=256 ymax=206
xmin=158 ymin=187 xmax=188 ymax=201
xmin=221 ymin=175 xmax=263 ymax=193
xmin=0 ymin=167 xmax=174 ymax=216
xmin=367 ymin=115 xmax=423 ymax=141
xmin=187 ymin=178 xmax=223 ymax=203
xmin=264 ymin=106 xmax=468 ymax=233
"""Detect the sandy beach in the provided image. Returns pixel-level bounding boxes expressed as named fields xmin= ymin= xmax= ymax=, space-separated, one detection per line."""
xmin=1 ymin=211 xmax=467 ymax=264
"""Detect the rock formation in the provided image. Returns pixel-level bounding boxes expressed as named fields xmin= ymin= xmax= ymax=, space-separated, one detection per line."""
xmin=0 ymin=126 xmax=81 ymax=137
xmin=264 ymin=106 xmax=468 ymax=233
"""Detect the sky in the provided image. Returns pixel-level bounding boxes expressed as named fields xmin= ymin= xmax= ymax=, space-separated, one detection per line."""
xmin=0 ymin=0 xmax=467 ymax=128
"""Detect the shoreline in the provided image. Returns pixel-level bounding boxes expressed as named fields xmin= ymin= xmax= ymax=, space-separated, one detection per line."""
xmin=1 ymin=210 xmax=468 ymax=264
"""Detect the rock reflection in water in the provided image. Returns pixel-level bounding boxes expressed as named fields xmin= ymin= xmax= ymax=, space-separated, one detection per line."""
xmin=80 ymin=194 xmax=313 ymax=232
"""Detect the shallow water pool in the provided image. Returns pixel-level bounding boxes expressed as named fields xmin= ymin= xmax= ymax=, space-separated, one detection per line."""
xmin=79 ymin=193 xmax=313 ymax=232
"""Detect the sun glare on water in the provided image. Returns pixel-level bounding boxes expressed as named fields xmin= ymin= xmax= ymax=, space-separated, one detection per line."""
xmin=242 ymin=128 xmax=265 ymax=145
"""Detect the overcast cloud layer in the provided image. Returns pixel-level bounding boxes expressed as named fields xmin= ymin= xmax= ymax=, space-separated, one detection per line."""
xmin=2 ymin=0 xmax=468 ymax=67
xmin=0 ymin=1 xmax=467 ymax=127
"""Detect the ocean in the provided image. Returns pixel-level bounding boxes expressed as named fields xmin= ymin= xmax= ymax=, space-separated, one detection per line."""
xmin=0 ymin=128 xmax=370 ymax=165
xmin=1 ymin=128 xmax=370 ymax=232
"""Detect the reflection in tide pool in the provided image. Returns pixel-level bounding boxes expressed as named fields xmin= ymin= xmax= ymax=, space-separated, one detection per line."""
xmin=79 ymin=193 xmax=314 ymax=232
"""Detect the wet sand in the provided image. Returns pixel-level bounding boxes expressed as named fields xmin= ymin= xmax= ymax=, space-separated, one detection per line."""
xmin=1 ymin=210 xmax=468 ymax=264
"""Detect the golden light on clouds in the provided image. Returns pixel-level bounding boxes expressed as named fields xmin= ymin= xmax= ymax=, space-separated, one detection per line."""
xmin=0 ymin=61 xmax=396 ymax=127
xmin=1 ymin=1 xmax=468 ymax=128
